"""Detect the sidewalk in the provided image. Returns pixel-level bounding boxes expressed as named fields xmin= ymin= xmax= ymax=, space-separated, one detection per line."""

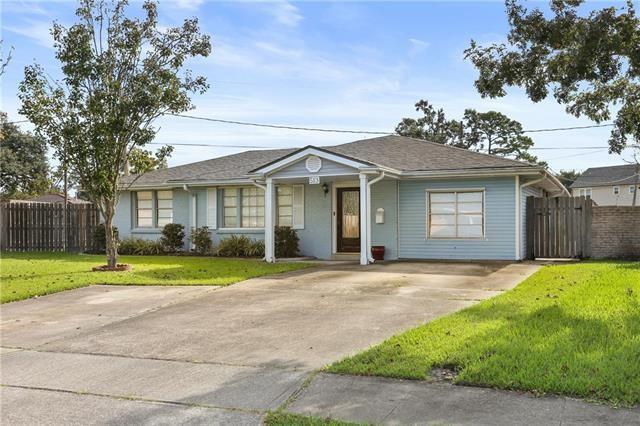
xmin=287 ymin=373 xmax=640 ymax=425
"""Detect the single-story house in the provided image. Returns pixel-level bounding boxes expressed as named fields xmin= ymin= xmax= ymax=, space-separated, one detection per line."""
xmin=570 ymin=164 xmax=640 ymax=206
xmin=116 ymin=135 xmax=568 ymax=264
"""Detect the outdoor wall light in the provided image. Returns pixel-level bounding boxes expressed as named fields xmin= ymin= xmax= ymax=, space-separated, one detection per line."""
xmin=322 ymin=183 xmax=329 ymax=196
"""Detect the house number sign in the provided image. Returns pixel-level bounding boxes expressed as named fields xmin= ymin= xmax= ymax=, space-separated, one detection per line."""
xmin=309 ymin=176 xmax=320 ymax=184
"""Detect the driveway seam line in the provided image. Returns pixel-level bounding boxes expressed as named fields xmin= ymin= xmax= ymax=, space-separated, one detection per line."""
xmin=1 ymin=347 xmax=306 ymax=372
xmin=1 ymin=384 xmax=265 ymax=416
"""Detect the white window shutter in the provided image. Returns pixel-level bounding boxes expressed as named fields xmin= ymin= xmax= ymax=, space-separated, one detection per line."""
xmin=292 ymin=185 xmax=304 ymax=229
xmin=207 ymin=188 xmax=217 ymax=229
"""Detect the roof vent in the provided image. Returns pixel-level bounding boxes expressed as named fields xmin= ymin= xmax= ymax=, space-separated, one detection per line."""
xmin=305 ymin=155 xmax=322 ymax=173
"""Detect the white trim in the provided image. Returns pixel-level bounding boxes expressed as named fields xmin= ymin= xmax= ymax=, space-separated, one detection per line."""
xmin=332 ymin=180 xmax=360 ymax=254
xmin=515 ymin=175 xmax=521 ymax=260
xmin=252 ymin=147 xmax=371 ymax=175
xmin=190 ymin=192 xmax=197 ymax=250
xmin=264 ymin=178 xmax=275 ymax=263
xmin=366 ymin=173 xmax=385 ymax=262
xmin=359 ymin=174 xmax=368 ymax=265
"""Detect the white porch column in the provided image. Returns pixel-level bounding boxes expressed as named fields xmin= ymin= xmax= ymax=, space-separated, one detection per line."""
xmin=359 ymin=173 xmax=369 ymax=265
xmin=265 ymin=178 xmax=275 ymax=263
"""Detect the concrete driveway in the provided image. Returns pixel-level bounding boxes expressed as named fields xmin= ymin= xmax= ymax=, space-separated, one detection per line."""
xmin=1 ymin=261 xmax=538 ymax=424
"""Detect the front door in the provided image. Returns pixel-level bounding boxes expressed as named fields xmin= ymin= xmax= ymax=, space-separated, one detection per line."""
xmin=337 ymin=187 xmax=360 ymax=252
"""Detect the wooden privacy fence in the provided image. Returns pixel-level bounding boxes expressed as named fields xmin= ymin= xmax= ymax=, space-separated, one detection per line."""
xmin=0 ymin=203 xmax=101 ymax=252
xmin=526 ymin=196 xmax=592 ymax=259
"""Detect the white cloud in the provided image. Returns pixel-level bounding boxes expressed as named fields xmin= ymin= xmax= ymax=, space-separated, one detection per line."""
xmin=267 ymin=1 xmax=303 ymax=27
xmin=170 ymin=0 xmax=203 ymax=11
xmin=408 ymin=38 xmax=430 ymax=56
xmin=4 ymin=19 xmax=54 ymax=49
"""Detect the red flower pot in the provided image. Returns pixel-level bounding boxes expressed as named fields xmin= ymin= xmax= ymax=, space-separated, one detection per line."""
xmin=371 ymin=246 xmax=385 ymax=261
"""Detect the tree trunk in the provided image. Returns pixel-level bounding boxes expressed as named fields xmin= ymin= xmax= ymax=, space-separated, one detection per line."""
xmin=104 ymin=203 xmax=118 ymax=268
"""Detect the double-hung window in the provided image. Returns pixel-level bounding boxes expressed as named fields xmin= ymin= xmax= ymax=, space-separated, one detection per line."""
xmin=428 ymin=191 xmax=484 ymax=239
xmin=277 ymin=185 xmax=304 ymax=229
xmin=136 ymin=191 xmax=153 ymax=227
xmin=577 ymin=188 xmax=592 ymax=197
xmin=222 ymin=187 xmax=265 ymax=228
xmin=135 ymin=190 xmax=173 ymax=228
xmin=223 ymin=188 xmax=239 ymax=228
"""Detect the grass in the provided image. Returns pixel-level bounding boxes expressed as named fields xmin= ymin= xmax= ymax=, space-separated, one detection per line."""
xmin=264 ymin=412 xmax=362 ymax=426
xmin=0 ymin=251 xmax=312 ymax=304
xmin=328 ymin=261 xmax=640 ymax=406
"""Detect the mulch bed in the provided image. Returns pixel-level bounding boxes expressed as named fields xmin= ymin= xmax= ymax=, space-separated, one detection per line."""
xmin=92 ymin=264 xmax=132 ymax=272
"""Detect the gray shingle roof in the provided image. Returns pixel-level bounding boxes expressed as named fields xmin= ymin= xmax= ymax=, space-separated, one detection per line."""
xmin=122 ymin=135 xmax=537 ymax=187
xmin=570 ymin=164 xmax=640 ymax=188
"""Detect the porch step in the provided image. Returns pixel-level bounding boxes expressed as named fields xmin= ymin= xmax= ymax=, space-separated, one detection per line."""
xmin=331 ymin=253 xmax=359 ymax=261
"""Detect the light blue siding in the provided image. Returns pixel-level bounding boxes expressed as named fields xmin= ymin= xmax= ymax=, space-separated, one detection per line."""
xmin=370 ymin=179 xmax=398 ymax=260
xmin=271 ymin=157 xmax=357 ymax=178
xmin=296 ymin=183 xmax=333 ymax=259
xmin=398 ymin=177 xmax=517 ymax=260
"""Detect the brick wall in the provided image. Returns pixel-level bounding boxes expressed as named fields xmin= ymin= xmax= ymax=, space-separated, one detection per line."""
xmin=591 ymin=206 xmax=640 ymax=259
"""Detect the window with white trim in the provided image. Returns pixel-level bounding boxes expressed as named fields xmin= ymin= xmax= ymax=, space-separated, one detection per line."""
xmin=428 ymin=191 xmax=484 ymax=239
xmin=613 ymin=186 xmax=620 ymax=195
xmin=156 ymin=190 xmax=173 ymax=227
xmin=630 ymin=185 xmax=637 ymax=194
xmin=241 ymin=187 xmax=265 ymax=228
xmin=222 ymin=187 xmax=265 ymax=228
xmin=136 ymin=191 xmax=153 ymax=228
xmin=277 ymin=185 xmax=304 ymax=229
xmin=576 ymin=188 xmax=592 ymax=197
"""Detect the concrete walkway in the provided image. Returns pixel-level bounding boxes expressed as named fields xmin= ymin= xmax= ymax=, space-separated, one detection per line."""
xmin=287 ymin=373 xmax=640 ymax=425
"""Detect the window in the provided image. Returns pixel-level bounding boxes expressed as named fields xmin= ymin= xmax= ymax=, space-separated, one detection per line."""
xmin=136 ymin=191 xmax=153 ymax=227
xmin=613 ymin=186 xmax=620 ymax=195
xmin=277 ymin=185 xmax=304 ymax=228
xmin=241 ymin=187 xmax=265 ymax=228
xmin=223 ymin=188 xmax=238 ymax=227
xmin=577 ymin=188 xmax=592 ymax=198
xmin=222 ymin=187 xmax=265 ymax=228
xmin=428 ymin=191 xmax=484 ymax=239
xmin=156 ymin=190 xmax=173 ymax=227
xmin=630 ymin=185 xmax=637 ymax=194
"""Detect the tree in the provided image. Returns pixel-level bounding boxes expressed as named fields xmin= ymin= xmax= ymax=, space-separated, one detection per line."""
xmin=464 ymin=0 xmax=639 ymax=154
xmin=0 ymin=112 xmax=50 ymax=200
xmin=0 ymin=40 xmax=13 ymax=76
xmin=556 ymin=169 xmax=582 ymax=187
xmin=19 ymin=0 xmax=211 ymax=268
xmin=127 ymin=145 xmax=174 ymax=175
xmin=396 ymin=100 xmax=543 ymax=164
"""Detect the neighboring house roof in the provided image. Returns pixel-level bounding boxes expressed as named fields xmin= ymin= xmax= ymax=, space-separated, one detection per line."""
xmin=570 ymin=164 xmax=640 ymax=188
xmin=10 ymin=194 xmax=92 ymax=204
xmin=122 ymin=135 xmax=542 ymax=187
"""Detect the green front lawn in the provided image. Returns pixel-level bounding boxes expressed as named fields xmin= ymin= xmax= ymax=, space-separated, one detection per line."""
xmin=328 ymin=261 xmax=640 ymax=406
xmin=0 ymin=251 xmax=312 ymax=304
xmin=264 ymin=412 xmax=362 ymax=426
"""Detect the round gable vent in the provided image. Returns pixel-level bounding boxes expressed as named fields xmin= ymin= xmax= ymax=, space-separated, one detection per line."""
xmin=305 ymin=155 xmax=322 ymax=173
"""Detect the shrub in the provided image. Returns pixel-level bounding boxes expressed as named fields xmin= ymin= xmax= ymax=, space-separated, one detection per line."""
xmin=246 ymin=239 xmax=265 ymax=258
xmin=190 ymin=226 xmax=213 ymax=255
xmin=275 ymin=226 xmax=299 ymax=258
xmin=217 ymin=235 xmax=252 ymax=257
xmin=118 ymin=238 xmax=164 ymax=255
xmin=160 ymin=223 xmax=185 ymax=252
xmin=92 ymin=223 xmax=119 ymax=253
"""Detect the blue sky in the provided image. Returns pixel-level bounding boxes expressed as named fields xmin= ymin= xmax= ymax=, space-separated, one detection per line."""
xmin=1 ymin=0 xmax=635 ymax=173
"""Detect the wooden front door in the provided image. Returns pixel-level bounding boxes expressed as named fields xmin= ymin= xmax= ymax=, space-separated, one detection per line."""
xmin=337 ymin=187 xmax=360 ymax=253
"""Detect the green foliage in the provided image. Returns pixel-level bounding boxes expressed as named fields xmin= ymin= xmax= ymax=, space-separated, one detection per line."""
xmin=160 ymin=223 xmax=185 ymax=253
xmin=190 ymin=226 xmax=213 ymax=255
xmin=396 ymin=100 xmax=544 ymax=165
xmin=0 ymin=112 xmax=50 ymax=200
xmin=18 ymin=0 xmax=211 ymax=267
xmin=328 ymin=261 xmax=640 ymax=406
xmin=264 ymin=411 xmax=362 ymax=426
xmin=275 ymin=226 xmax=299 ymax=258
xmin=118 ymin=238 xmax=164 ymax=255
xmin=128 ymin=145 xmax=174 ymax=175
xmin=217 ymin=235 xmax=265 ymax=258
xmin=92 ymin=223 xmax=119 ymax=253
xmin=0 ymin=251 xmax=313 ymax=303
xmin=464 ymin=0 xmax=640 ymax=154
xmin=556 ymin=169 xmax=582 ymax=187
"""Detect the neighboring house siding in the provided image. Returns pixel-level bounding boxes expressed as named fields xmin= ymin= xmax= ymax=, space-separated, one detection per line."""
xmin=370 ymin=179 xmax=398 ymax=260
xmin=270 ymin=157 xmax=357 ymax=178
xmin=398 ymin=177 xmax=517 ymax=260
xmin=296 ymin=183 xmax=333 ymax=259
xmin=571 ymin=185 xmax=639 ymax=206
xmin=521 ymin=185 xmax=541 ymax=259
